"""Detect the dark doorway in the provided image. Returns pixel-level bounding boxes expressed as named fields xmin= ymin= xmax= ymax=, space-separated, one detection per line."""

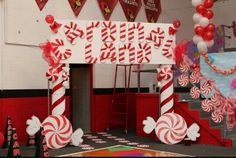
xmin=70 ymin=64 xmax=92 ymax=133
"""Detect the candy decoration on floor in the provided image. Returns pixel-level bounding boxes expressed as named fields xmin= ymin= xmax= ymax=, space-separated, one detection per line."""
xmin=143 ymin=115 xmax=200 ymax=145
xmin=42 ymin=115 xmax=73 ymax=149
xmin=119 ymin=0 xmax=142 ymax=22
xmin=26 ymin=115 xmax=84 ymax=149
xmin=35 ymin=127 xmax=50 ymax=157
xmin=157 ymin=65 xmax=174 ymax=115
xmin=97 ymin=0 xmax=118 ymax=21
xmin=190 ymin=86 xmax=201 ymax=99
xmin=35 ymin=0 xmax=48 ymax=11
xmin=7 ymin=128 xmax=21 ymax=157
xmin=144 ymin=0 xmax=161 ymax=23
xmin=64 ymin=21 xmax=85 ymax=44
xmin=155 ymin=113 xmax=187 ymax=144
xmin=3 ymin=116 xmax=12 ymax=149
xmin=68 ymin=0 xmax=87 ymax=17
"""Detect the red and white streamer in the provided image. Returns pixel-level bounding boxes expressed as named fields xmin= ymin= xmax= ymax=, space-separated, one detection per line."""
xmin=158 ymin=65 xmax=174 ymax=115
xmin=119 ymin=43 xmax=135 ymax=63
xmin=85 ymin=43 xmax=98 ymax=64
xmin=101 ymin=22 xmax=117 ymax=42
xmin=120 ymin=22 xmax=127 ymax=42
xmin=100 ymin=43 xmax=116 ymax=63
xmin=86 ymin=21 xmax=100 ymax=42
xmin=162 ymin=38 xmax=174 ymax=58
xmin=137 ymin=42 xmax=151 ymax=63
xmin=51 ymin=64 xmax=67 ymax=115
xmin=64 ymin=21 xmax=85 ymax=44
xmin=128 ymin=22 xmax=145 ymax=42
xmin=51 ymin=39 xmax=72 ymax=60
xmin=146 ymin=27 xmax=165 ymax=48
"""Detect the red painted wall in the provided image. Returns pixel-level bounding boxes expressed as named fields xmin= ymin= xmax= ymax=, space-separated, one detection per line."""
xmin=0 ymin=97 xmax=70 ymax=144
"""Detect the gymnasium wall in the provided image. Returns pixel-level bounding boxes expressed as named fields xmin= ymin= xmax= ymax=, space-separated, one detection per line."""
xmin=0 ymin=0 xmax=195 ymax=90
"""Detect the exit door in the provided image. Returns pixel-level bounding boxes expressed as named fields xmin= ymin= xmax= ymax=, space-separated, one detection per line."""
xmin=70 ymin=64 xmax=92 ymax=133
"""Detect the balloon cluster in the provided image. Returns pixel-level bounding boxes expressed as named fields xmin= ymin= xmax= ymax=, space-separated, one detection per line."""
xmin=192 ymin=0 xmax=215 ymax=52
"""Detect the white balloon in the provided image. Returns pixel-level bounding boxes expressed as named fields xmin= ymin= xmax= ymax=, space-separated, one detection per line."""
xmin=197 ymin=41 xmax=208 ymax=52
xmin=193 ymin=35 xmax=203 ymax=44
xmin=206 ymin=40 xmax=214 ymax=47
xmin=192 ymin=0 xmax=202 ymax=7
xmin=199 ymin=17 xmax=209 ymax=27
xmin=193 ymin=13 xmax=202 ymax=23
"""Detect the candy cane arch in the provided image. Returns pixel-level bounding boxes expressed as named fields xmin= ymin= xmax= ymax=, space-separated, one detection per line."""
xmin=158 ymin=65 xmax=174 ymax=115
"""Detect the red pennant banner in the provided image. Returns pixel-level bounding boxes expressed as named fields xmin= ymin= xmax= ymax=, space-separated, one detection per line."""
xmin=35 ymin=0 xmax=48 ymax=11
xmin=119 ymin=0 xmax=142 ymax=22
xmin=68 ymin=0 xmax=87 ymax=17
xmin=144 ymin=0 xmax=161 ymax=23
xmin=97 ymin=0 xmax=118 ymax=21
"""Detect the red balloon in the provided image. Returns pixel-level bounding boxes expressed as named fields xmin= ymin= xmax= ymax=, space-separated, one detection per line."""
xmin=204 ymin=0 xmax=214 ymax=8
xmin=45 ymin=15 xmax=54 ymax=24
xmin=173 ymin=20 xmax=181 ymax=29
xmin=195 ymin=26 xmax=205 ymax=36
xmin=196 ymin=4 xmax=207 ymax=15
xmin=0 ymin=132 xmax=4 ymax=147
xmin=204 ymin=31 xmax=214 ymax=41
xmin=203 ymin=10 xmax=214 ymax=19
xmin=206 ymin=24 xmax=215 ymax=32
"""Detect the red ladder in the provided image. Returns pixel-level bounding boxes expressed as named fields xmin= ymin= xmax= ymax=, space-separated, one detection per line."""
xmin=107 ymin=64 xmax=132 ymax=133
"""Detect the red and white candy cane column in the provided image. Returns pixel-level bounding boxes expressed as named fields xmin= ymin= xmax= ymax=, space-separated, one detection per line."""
xmin=158 ymin=65 xmax=174 ymax=115
xmin=48 ymin=64 xmax=67 ymax=115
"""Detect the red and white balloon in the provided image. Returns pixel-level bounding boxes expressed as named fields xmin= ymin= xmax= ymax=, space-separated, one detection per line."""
xmin=192 ymin=0 xmax=215 ymax=52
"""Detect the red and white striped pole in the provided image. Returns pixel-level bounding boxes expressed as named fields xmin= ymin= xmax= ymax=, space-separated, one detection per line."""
xmin=157 ymin=64 xmax=174 ymax=115
xmin=46 ymin=64 xmax=67 ymax=115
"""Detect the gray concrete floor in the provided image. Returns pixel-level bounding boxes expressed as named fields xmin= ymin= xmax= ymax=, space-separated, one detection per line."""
xmin=1 ymin=130 xmax=236 ymax=157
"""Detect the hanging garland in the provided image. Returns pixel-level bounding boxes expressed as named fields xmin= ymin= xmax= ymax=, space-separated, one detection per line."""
xmin=192 ymin=0 xmax=236 ymax=75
